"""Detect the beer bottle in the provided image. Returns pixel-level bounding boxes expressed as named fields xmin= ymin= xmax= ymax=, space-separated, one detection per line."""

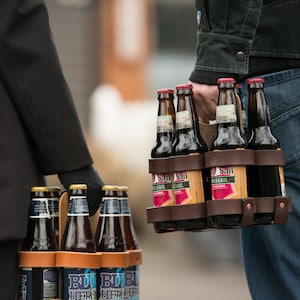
xmin=234 ymin=83 xmax=247 ymax=136
xmin=96 ymin=185 xmax=126 ymax=300
xmin=20 ymin=186 xmax=58 ymax=300
xmin=60 ymin=184 xmax=97 ymax=299
xmin=210 ymin=78 xmax=248 ymax=227
xmin=48 ymin=186 xmax=60 ymax=246
xmin=118 ymin=186 xmax=139 ymax=300
xmin=150 ymin=88 xmax=177 ymax=233
xmin=246 ymin=77 xmax=286 ymax=224
xmin=172 ymin=83 xmax=208 ymax=230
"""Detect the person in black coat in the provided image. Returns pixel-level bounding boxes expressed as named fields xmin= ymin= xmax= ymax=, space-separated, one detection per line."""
xmin=0 ymin=1 xmax=104 ymax=298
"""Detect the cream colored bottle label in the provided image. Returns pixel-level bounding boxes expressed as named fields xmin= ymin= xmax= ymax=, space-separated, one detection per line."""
xmin=211 ymin=165 xmax=248 ymax=200
xmin=174 ymin=169 xmax=205 ymax=205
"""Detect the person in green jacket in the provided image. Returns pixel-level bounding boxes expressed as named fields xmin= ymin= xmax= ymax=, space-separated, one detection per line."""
xmin=189 ymin=1 xmax=300 ymax=299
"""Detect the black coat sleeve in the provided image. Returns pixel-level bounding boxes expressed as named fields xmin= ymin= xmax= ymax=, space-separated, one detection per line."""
xmin=0 ymin=0 xmax=93 ymax=174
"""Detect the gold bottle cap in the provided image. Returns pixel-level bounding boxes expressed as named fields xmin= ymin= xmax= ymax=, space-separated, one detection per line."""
xmin=118 ymin=186 xmax=128 ymax=192
xmin=31 ymin=186 xmax=49 ymax=192
xmin=102 ymin=185 xmax=119 ymax=191
xmin=69 ymin=184 xmax=87 ymax=190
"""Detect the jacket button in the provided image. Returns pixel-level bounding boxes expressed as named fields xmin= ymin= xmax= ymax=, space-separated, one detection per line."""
xmin=236 ymin=51 xmax=245 ymax=61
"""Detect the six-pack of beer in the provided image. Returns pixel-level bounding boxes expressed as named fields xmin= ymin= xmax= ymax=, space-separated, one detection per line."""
xmin=146 ymin=78 xmax=292 ymax=233
xmin=19 ymin=184 xmax=142 ymax=300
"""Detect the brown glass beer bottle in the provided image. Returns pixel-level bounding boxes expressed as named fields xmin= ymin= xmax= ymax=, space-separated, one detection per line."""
xmin=210 ymin=78 xmax=248 ymax=227
xmin=172 ymin=83 xmax=208 ymax=230
xmin=20 ymin=186 xmax=58 ymax=300
xmin=48 ymin=186 xmax=60 ymax=247
xmin=95 ymin=185 xmax=126 ymax=300
xmin=150 ymin=88 xmax=177 ymax=233
xmin=246 ymin=77 xmax=286 ymax=224
xmin=118 ymin=186 xmax=140 ymax=299
xmin=60 ymin=183 xmax=97 ymax=299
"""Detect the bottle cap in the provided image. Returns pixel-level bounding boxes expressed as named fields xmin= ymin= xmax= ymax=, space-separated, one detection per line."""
xmin=217 ymin=78 xmax=236 ymax=84
xmin=175 ymin=83 xmax=193 ymax=90
xmin=69 ymin=184 xmax=87 ymax=190
xmin=246 ymin=77 xmax=265 ymax=84
xmin=31 ymin=186 xmax=49 ymax=192
xmin=157 ymin=88 xmax=174 ymax=95
xmin=118 ymin=186 xmax=129 ymax=192
xmin=102 ymin=185 xmax=119 ymax=191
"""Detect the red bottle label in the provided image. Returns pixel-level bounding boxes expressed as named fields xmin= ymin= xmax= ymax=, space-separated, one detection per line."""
xmin=211 ymin=166 xmax=247 ymax=200
xmin=152 ymin=173 xmax=175 ymax=207
xmin=174 ymin=170 xmax=205 ymax=205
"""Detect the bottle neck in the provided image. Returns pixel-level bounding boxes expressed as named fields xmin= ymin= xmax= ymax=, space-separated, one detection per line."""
xmin=67 ymin=195 xmax=89 ymax=217
xmin=152 ymin=98 xmax=176 ymax=158
xmin=97 ymin=197 xmax=125 ymax=252
xmin=212 ymin=87 xmax=246 ymax=150
xmin=247 ymin=87 xmax=279 ymax=148
xmin=173 ymin=94 xmax=207 ymax=155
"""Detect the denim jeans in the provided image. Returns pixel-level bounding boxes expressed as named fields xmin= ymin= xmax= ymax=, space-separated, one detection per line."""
xmin=240 ymin=69 xmax=300 ymax=300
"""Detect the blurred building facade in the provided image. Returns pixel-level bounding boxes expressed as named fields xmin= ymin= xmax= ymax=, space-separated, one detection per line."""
xmin=45 ymin=0 xmax=196 ymax=128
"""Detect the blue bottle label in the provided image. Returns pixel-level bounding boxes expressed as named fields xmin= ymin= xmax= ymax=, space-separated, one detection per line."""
xmin=63 ymin=268 xmax=97 ymax=299
xmin=125 ymin=266 xmax=140 ymax=300
xmin=68 ymin=196 xmax=89 ymax=216
xmin=98 ymin=268 xmax=126 ymax=300
xmin=102 ymin=198 xmax=120 ymax=216
xmin=29 ymin=199 xmax=50 ymax=218
xmin=119 ymin=199 xmax=130 ymax=216
xmin=20 ymin=267 xmax=58 ymax=299
xmin=48 ymin=198 xmax=59 ymax=217
xmin=20 ymin=268 xmax=32 ymax=300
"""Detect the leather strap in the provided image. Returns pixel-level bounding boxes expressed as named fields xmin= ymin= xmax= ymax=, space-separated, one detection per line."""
xmin=205 ymin=150 xmax=255 ymax=168
xmin=255 ymin=150 xmax=285 ymax=166
xmin=19 ymin=251 xmax=56 ymax=268
xmin=148 ymin=158 xmax=170 ymax=174
xmin=169 ymin=154 xmax=205 ymax=172
xmin=56 ymin=251 xmax=101 ymax=268
xmin=146 ymin=206 xmax=172 ymax=223
xmin=171 ymin=203 xmax=207 ymax=221
xmin=101 ymin=252 xmax=129 ymax=268
xmin=129 ymin=249 xmax=142 ymax=266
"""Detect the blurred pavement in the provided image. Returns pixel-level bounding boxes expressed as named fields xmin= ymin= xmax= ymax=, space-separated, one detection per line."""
xmin=138 ymin=229 xmax=252 ymax=300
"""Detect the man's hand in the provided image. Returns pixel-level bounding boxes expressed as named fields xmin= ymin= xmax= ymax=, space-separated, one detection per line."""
xmin=190 ymin=81 xmax=219 ymax=124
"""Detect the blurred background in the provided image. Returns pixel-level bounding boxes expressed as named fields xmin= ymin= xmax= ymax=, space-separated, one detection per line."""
xmin=45 ymin=0 xmax=251 ymax=299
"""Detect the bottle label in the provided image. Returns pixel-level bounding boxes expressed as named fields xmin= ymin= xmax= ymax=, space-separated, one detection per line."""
xmin=174 ymin=169 xmax=205 ymax=205
xmin=20 ymin=267 xmax=58 ymax=300
xmin=125 ymin=266 xmax=139 ymax=300
xmin=102 ymin=198 xmax=121 ymax=215
xmin=63 ymin=268 xmax=97 ymax=300
xmin=29 ymin=198 xmax=50 ymax=219
xmin=120 ymin=199 xmax=130 ymax=216
xmin=152 ymin=173 xmax=175 ymax=207
xmin=216 ymin=104 xmax=237 ymax=123
xmin=20 ymin=268 xmax=32 ymax=300
xmin=175 ymin=110 xmax=192 ymax=130
xmin=48 ymin=198 xmax=59 ymax=217
xmin=211 ymin=165 xmax=248 ymax=200
xmin=68 ymin=196 xmax=89 ymax=216
xmin=98 ymin=268 xmax=126 ymax=300
xmin=157 ymin=115 xmax=173 ymax=133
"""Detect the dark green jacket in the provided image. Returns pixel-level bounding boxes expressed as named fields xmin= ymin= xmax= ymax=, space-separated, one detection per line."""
xmin=190 ymin=0 xmax=300 ymax=84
